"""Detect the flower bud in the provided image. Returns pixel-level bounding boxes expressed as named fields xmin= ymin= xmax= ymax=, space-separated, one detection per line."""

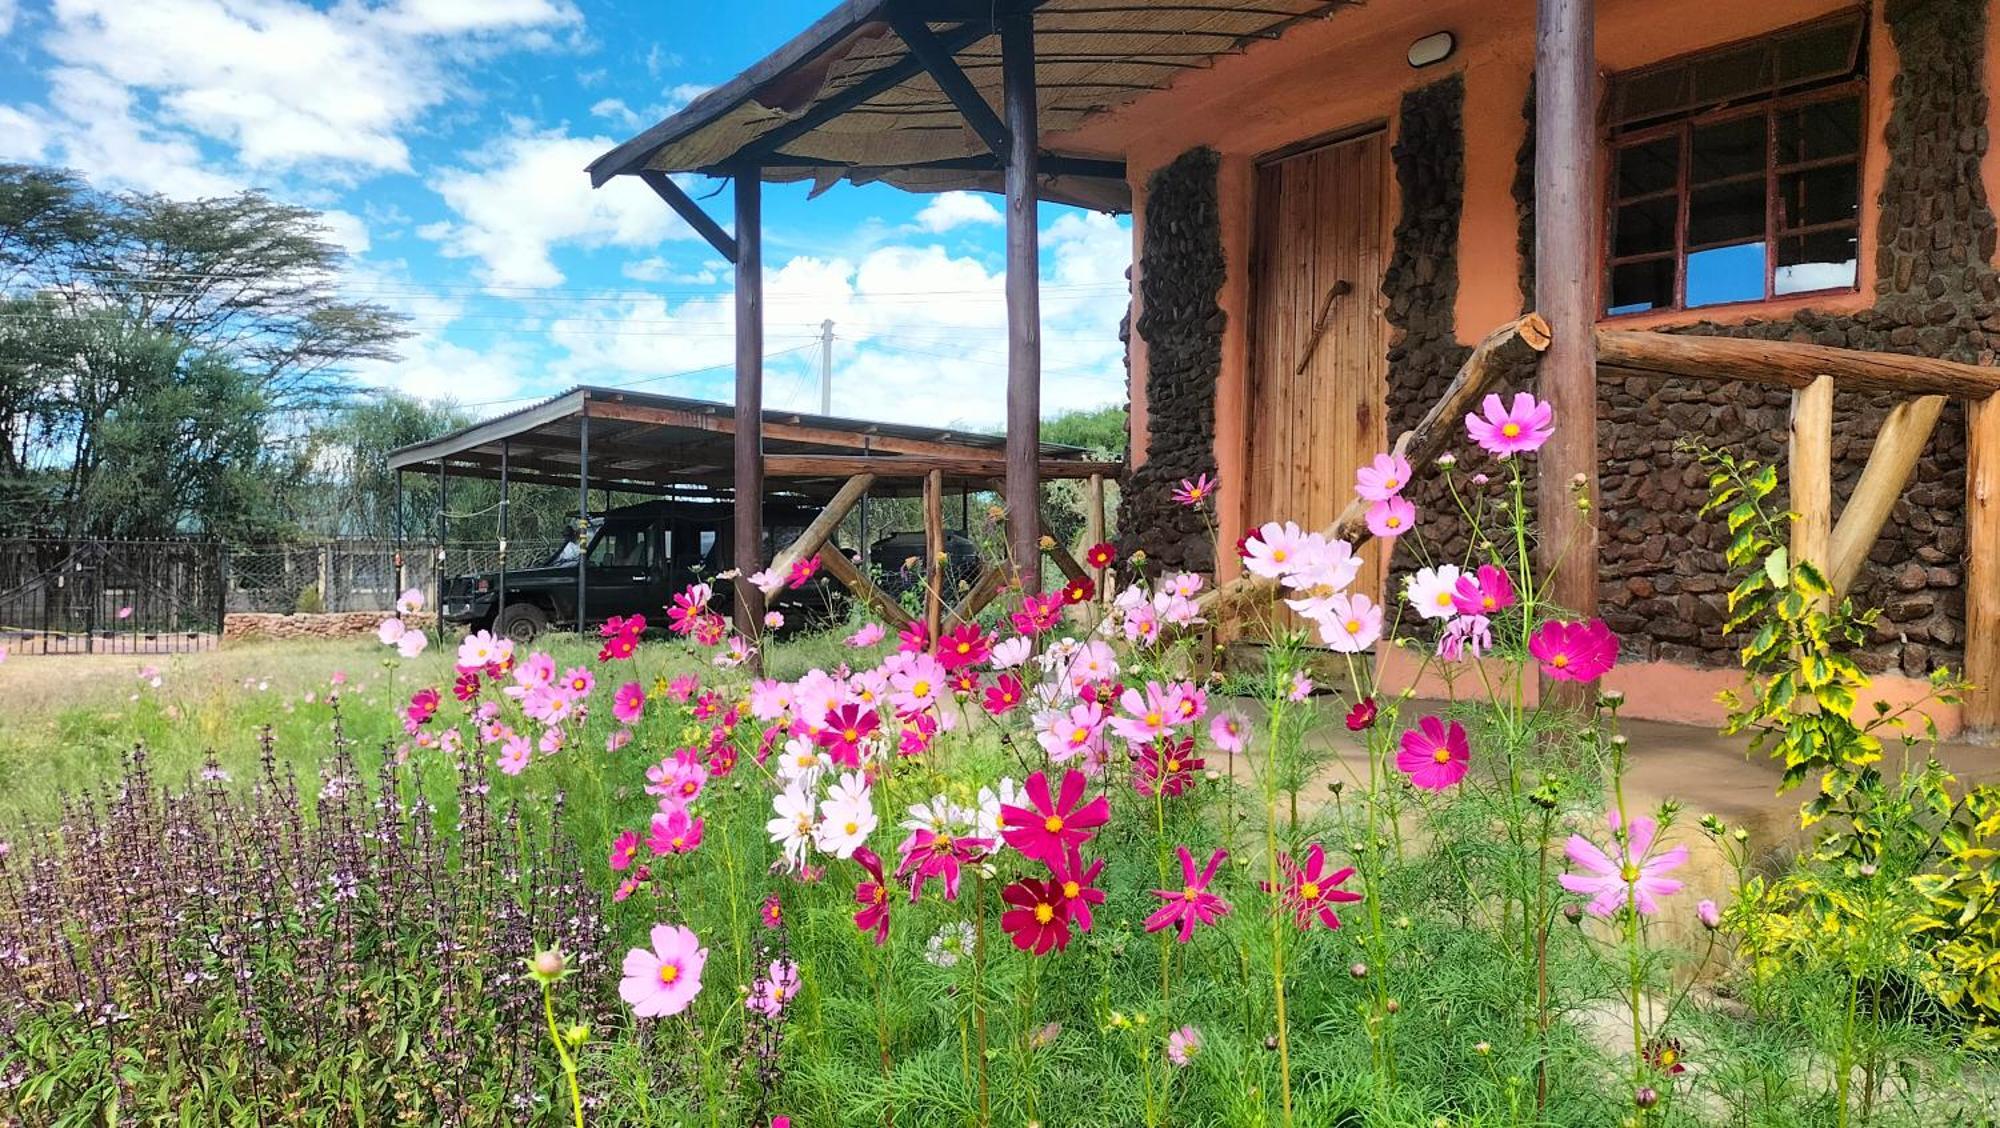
xmin=527 ymin=948 xmax=569 ymax=984
xmin=1634 ymin=1086 xmax=1659 ymax=1110
xmin=1384 ymin=998 xmax=1401 ymax=1015
xmin=1697 ymin=899 xmax=1721 ymax=930
xmin=1474 ymin=1041 xmax=1491 ymax=1055
xmin=1349 ymin=962 xmax=1369 ymax=980
xmin=565 ymin=1023 xmax=589 ymax=1047
xmin=1264 ymin=1034 xmax=1280 ymax=1051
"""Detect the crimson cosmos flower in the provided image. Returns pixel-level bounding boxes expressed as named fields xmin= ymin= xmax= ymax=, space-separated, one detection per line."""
xmin=1000 ymin=769 xmax=1111 ymax=867
xmin=1000 ymin=876 xmax=1073 ymax=955
xmin=1061 ymin=575 xmax=1095 ymax=605
xmin=1085 ymin=541 xmax=1116 ymax=569
xmin=1276 ymin=843 xmax=1364 ymax=931
xmin=851 ymin=847 xmax=891 ymax=945
xmin=1145 ymin=846 xmax=1231 ymax=943
xmin=1345 ymin=697 xmax=1378 ymax=731
xmin=1133 ymin=737 xmax=1203 ymax=798
xmin=1050 ymin=848 xmax=1106 ymax=932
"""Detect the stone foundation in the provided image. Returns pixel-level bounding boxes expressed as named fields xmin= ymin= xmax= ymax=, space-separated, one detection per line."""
xmin=223 ymin=612 xmax=386 ymax=643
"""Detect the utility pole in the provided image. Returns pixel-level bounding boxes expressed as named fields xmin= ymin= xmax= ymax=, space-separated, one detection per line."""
xmin=819 ymin=318 xmax=835 ymax=414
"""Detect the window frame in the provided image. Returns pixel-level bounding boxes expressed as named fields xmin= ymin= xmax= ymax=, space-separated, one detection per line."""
xmin=1602 ymin=72 xmax=1868 ymax=319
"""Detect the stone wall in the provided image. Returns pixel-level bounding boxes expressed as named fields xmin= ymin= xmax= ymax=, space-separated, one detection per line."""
xmin=224 ymin=612 xmax=385 ymax=643
xmin=1496 ymin=0 xmax=1993 ymax=674
xmin=1121 ymin=146 xmax=1225 ymax=574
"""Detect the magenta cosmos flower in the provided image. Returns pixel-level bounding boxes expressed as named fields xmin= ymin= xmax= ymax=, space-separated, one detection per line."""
xmin=1145 ymin=846 xmax=1231 ymax=943
xmin=1000 ymin=769 xmax=1110 ymax=867
xmin=1277 ymin=843 xmax=1365 ymax=931
xmin=852 ymin=847 xmax=892 ymax=945
xmin=1172 ymin=472 xmax=1217 ymax=507
xmin=1559 ymin=809 xmax=1688 ymax=917
xmin=1395 ymin=716 xmax=1471 ymax=790
xmin=619 ymin=923 xmax=708 ymax=1018
xmin=1353 ymin=451 xmax=1413 ymax=502
xmin=1451 ymin=564 xmax=1516 ymax=616
xmin=1465 ymin=391 xmax=1555 ymax=456
xmin=1527 ymin=618 xmax=1618 ymax=681
xmin=612 ymin=681 xmax=646 ymax=725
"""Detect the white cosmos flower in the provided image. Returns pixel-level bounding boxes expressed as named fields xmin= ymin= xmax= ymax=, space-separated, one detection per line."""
xmin=990 ymin=635 xmax=1033 ymax=670
xmin=815 ymin=787 xmax=877 ymax=859
xmin=1406 ymin=564 xmax=1464 ymax=622
xmin=926 ymin=922 xmax=977 ymax=967
xmin=767 ymin=782 xmax=818 ymax=872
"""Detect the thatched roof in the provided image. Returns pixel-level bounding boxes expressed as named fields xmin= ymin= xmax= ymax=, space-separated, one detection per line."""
xmin=587 ymin=0 xmax=1354 ymax=211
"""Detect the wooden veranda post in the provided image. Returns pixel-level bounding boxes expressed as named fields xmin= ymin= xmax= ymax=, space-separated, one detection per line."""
xmin=1534 ymin=0 xmax=1600 ymax=691
xmin=1965 ymin=397 xmax=2000 ymax=738
xmin=924 ymin=468 xmax=945 ymax=641
xmin=1001 ymin=12 xmax=1043 ymax=592
xmin=734 ymin=170 xmax=767 ymax=646
xmin=1789 ymin=375 xmax=1835 ymax=606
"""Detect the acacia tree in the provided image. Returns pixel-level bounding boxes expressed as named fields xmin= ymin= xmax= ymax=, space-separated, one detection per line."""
xmin=0 ymin=163 xmax=408 ymax=538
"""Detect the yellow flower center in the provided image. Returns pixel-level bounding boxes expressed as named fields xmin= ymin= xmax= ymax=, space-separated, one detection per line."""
xmin=956 ymin=643 xmax=971 ymax=654
xmin=1502 ymin=422 xmax=1522 ymax=437
xmin=1071 ymin=727 xmax=1089 ymax=743
xmin=1182 ymin=887 xmax=1201 ymax=901
xmin=1043 ymin=815 xmax=1064 ymax=833
xmin=1300 ymin=881 xmax=1321 ymax=901
xmin=843 ymin=821 xmax=859 ymax=835
xmin=913 ymin=680 xmax=931 ymax=697
xmin=658 ymin=964 xmax=680 ymax=985
xmin=672 ymin=836 xmax=686 ymax=848
xmin=1436 ymin=592 xmax=1453 ymax=607
xmin=1433 ymin=747 xmax=1452 ymax=764
xmin=1384 ymin=477 xmax=1399 ymax=490
xmin=1034 ymin=903 xmax=1054 ymax=924
xmin=1482 ymin=595 xmax=1496 ymax=609
xmin=843 ymin=728 xmax=859 ymax=743
xmin=1145 ymin=711 xmax=1163 ymax=727
xmin=1344 ymin=619 xmax=1362 ymax=633
xmin=1166 ymin=759 xmax=1182 ymax=773
xmin=1062 ymin=881 xmax=1080 ymax=898
xmin=873 ymin=886 xmax=886 ymax=903
xmin=1551 ymin=654 xmax=1569 ymax=668
xmin=1386 ymin=515 xmax=1402 ymax=528
xmin=1271 ymin=548 xmax=1288 ymax=562
xmin=1621 ymin=863 xmax=1641 ymax=883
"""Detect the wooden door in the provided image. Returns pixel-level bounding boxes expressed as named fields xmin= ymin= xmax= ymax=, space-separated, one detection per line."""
xmin=1246 ymin=130 xmax=1390 ymax=611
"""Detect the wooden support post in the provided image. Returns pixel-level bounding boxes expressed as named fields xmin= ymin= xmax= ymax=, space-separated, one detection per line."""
xmin=924 ymin=468 xmax=945 ymax=641
xmin=1964 ymin=397 xmax=2000 ymax=740
xmin=1789 ymin=375 xmax=1835 ymax=603
xmin=1535 ymin=0 xmax=1601 ymax=700
xmin=733 ymin=171 xmax=767 ymax=647
xmin=1085 ymin=473 xmax=1106 ymax=552
xmin=1201 ymin=314 xmax=1550 ymax=622
xmin=819 ymin=545 xmax=915 ymax=629
xmin=1001 ymin=11 xmax=1043 ymax=592
xmin=764 ymin=474 xmax=876 ymax=597
xmin=1828 ymin=395 xmax=1946 ymax=597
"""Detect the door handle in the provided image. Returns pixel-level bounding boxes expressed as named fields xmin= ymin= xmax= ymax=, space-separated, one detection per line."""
xmin=1292 ymin=279 xmax=1354 ymax=376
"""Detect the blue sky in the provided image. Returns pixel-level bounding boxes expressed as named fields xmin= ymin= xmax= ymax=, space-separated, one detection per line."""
xmin=0 ymin=0 xmax=1132 ymax=427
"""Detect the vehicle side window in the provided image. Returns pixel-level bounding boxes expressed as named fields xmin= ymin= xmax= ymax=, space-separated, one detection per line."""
xmin=588 ymin=525 xmax=652 ymax=568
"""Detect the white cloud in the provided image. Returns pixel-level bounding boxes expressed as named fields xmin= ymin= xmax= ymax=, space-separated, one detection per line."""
xmin=913 ymin=191 xmax=1002 ymax=233
xmin=662 ymin=83 xmax=712 ymax=114
xmin=622 ymin=256 xmax=718 ymax=285
xmin=590 ymin=98 xmax=642 ymax=129
xmin=316 ymin=209 xmax=372 ymax=256
xmin=0 ymin=0 xmax=19 ymax=37
xmin=9 ymin=0 xmax=577 ymax=197
xmin=424 ymin=126 xmax=697 ymax=288
xmin=0 ymin=105 xmax=50 ymax=162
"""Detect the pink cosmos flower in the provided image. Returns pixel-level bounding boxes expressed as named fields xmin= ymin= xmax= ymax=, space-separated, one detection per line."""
xmin=613 ymin=681 xmax=646 ymax=725
xmin=764 ymin=610 xmax=785 ymax=631
xmin=667 ymin=584 xmax=713 ymax=636
xmin=1451 ymin=563 xmax=1518 ymax=616
xmin=607 ymin=728 xmax=632 ymax=753
xmin=1036 ymin=701 xmax=1107 ymax=763
xmin=1167 ymin=1025 xmax=1202 ymax=1067
xmin=1209 ymin=709 xmax=1247 ymax=754
xmin=1354 ymin=451 xmax=1413 ymax=502
xmin=1309 ymin=592 xmax=1382 ymax=654
xmin=760 ymin=894 xmax=783 ymax=929
xmin=787 ymin=556 xmax=821 ymax=589
xmin=395 ymin=629 xmax=428 ymax=659
xmin=497 ymin=734 xmax=531 ymax=776
xmin=846 ymin=622 xmax=886 ymax=648
xmin=982 ymin=673 xmax=1025 ymax=716
xmin=1528 ymin=619 xmax=1619 ymax=681
xmin=619 ymin=923 xmax=708 ymax=1018
xmin=405 ymin=688 xmax=440 ymax=727
xmin=1109 ymin=681 xmax=1175 ymax=746
xmin=1275 ymin=843 xmax=1364 ymax=931
xmin=1145 ymin=846 xmax=1231 ymax=943
xmin=1465 ymin=391 xmax=1555 ymax=457
xmin=746 ymin=959 xmax=800 ymax=1017
xmin=1395 ymin=715 xmax=1471 ymax=790
xmin=1172 ymin=472 xmax=1217 ymax=507
xmin=1287 ymin=672 xmax=1314 ymax=702
xmin=609 ymin=829 xmax=642 ymax=872
xmin=816 ymin=703 xmax=880 ymax=767
xmin=1000 ymin=769 xmax=1110 ymax=867
xmin=897 ymin=620 xmax=930 ymax=654
xmin=895 ymin=828 xmax=992 ymax=903
xmin=1559 ymin=809 xmax=1688 ymax=917
xmin=1010 ymin=593 xmax=1064 ymax=636
xmin=649 ymin=808 xmax=704 ymax=855
xmin=1366 ymin=496 xmax=1417 ymax=539
xmin=1437 ymin=614 xmax=1494 ymax=662
xmin=1242 ymin=520 xmax=1308 ymax=580
xmin=935 ymin=623 xmax=991 ymax=670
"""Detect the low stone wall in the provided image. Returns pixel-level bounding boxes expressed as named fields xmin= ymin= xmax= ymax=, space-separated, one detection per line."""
xmin=223 ymin=612 xmax=386 ymax=643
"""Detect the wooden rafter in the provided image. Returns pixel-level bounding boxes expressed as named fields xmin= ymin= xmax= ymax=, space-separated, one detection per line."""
xmin=1827 ymin=395 xmax=1946 ymax=597
xmin=945 ymin=562 xmax=1012 ymax=628
xmin=819 ymin=541 xmax=915 ymax=628
xmin=763 ymin=474 xmax=875 ymax=597
xmin=764 ymin=453 xmax=1119 ymax=480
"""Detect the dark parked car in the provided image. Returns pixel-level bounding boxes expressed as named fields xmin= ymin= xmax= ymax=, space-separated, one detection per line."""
xmin=441 ymin=499 xmax=843 ymax=643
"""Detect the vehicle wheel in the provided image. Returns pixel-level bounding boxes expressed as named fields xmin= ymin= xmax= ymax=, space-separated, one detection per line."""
xmin=496 ymin=603 xmax=548 ymax=645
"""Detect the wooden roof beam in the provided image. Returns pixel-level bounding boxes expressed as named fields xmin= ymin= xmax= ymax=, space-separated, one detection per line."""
xmin=889 ymin=9 xmax=1011 ymax=159
xmin=764 ymin=453 xmax=1118 ymax=479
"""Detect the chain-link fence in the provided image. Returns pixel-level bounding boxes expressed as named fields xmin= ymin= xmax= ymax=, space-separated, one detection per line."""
xmin=222 ymin=539 xmax=563 ymax=614
xmin=0 ymin=539 xmax=224 ymax=654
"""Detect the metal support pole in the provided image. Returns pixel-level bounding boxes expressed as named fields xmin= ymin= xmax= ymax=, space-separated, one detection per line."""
xmin=819 ymin=318 xmax=835 ymax=415
xmin=578 ymin=400 xmax=591 ymax=633
xmin=436 ymin=459 xmax=447 ymax=640
xmin=393 ymin=470 xmax=405 ymax=597
xmin=1001 ymin=12 xmax=1042 ymax=591
xmin=733 ymin=169 xmax=768 ymax=646
xmin=498 ymin=439 xmax=510 ymax=634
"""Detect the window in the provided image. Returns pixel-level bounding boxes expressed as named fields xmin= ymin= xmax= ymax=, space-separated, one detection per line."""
xmin=1604 ymin=12 xmax=1867 ymax=315
xmin=587 ymin=524 xmax=653 ymax=568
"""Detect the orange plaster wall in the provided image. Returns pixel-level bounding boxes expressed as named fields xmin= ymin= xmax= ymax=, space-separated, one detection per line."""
xmin=1058 ymin=0 xmax=1916 ymax=725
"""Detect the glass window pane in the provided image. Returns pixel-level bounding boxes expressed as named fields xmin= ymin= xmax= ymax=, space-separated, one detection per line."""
xmin=1779 ymin=162 xmax=1859 ymax=229
xmin=1777 ymin=98 xmax=1861 ymax=163
xmin=1614 ymin=196 xmax=1677 ymax=257
xmin=1615 ymin=137 xmax=1680 ymax=197
xmin=1776 ymin=229 xmax=1859 ymax=294
xmin=1777 ymin=15 xmax=1862 ymax=84
xmin=1687 ymin=179 xmax=1766 ymax=246
xmin=1692 ymin=44 xmax=1773 ymax=104
xmin=1691 ymin=116 xmax=1767 ymax=182
xmin=1618 ymin=65 xmax=1691 ymax=125
xmin=1686 ymin=243 xmax=1767 ymax=307
xmin=1608 ymin=258 xmax=1675 ymax=315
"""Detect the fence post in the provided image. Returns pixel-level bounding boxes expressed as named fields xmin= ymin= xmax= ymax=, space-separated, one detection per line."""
xmin=216 ymin=542 xmax=228 ymax=643
xmin=317 ymin=544 xmax=332 ymax=612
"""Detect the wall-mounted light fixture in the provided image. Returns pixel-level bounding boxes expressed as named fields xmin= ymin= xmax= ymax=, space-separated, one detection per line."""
xmin=1407 ymin=31 xmax=1456 ymax=69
